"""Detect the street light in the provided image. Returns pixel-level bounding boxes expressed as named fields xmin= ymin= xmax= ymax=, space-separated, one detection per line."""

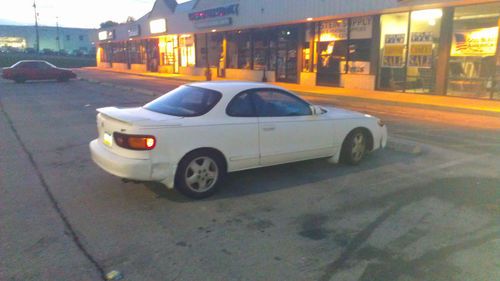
xmin=33 ymin=1 xmax=40 ymax=54
xmin=56 ymin=16 xmax=61 ymax=52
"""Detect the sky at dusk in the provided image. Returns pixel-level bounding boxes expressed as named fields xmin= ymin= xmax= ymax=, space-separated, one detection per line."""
xmin=0 ymin=0 xmax=190 ymax=29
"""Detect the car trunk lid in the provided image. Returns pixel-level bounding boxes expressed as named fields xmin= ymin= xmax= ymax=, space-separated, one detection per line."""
xmin=96 ymin=107 xmax=182 ymax=159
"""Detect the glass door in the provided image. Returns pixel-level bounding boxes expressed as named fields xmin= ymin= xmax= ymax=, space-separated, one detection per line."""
xmin=276 ymin=28 xmax=298 ymax=83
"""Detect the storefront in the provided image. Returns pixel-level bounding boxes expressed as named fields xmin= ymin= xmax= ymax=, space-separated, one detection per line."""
xmin=447 ymin=2 xmax=500 ymax=100
xmin=96 ymin=0 xmax=500 ymax=100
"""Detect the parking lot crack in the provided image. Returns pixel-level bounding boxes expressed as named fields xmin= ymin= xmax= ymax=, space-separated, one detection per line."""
xmin=318 ymin=204 xmax=402 ymax=281
xmin=0 ymin=100 xmax=107 ymax=280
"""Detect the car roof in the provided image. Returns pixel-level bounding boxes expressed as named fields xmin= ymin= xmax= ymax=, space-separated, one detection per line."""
xmin=17 ymin=60 xmax=50 ymax=63
xmin=186 ymin=81 xmax=286 ymax=95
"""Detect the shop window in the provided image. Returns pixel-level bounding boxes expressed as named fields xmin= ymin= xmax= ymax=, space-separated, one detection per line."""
xmin=406 ymin=9 xmax=442 ymax=93
xmin=317 ymin=16 xmax=373 ymax=87
xmin=253 ymin=30 xmax=269 ymax=71
xmin=179 ymin=35 xmax=195 ymax=67
xmin=226 ymin=31 xmax=252 ymax=69
xmin=447 ymin=3 xmax=500 ymax=100
xmin=378 ymin=10 xmax=442 ymax=93
xmin=111 ymin=42 xmax=127 ymax=63
xmin=378 ymin=13 xmax=410 ymax=91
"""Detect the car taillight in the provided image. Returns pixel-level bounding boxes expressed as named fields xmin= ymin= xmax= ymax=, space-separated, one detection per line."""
xmin=113 ymin=133 xmax=156 ymax=150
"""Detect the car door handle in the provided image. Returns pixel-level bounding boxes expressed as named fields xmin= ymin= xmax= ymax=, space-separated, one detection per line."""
xmin=262 ymin=125 xmax=275 ymax=131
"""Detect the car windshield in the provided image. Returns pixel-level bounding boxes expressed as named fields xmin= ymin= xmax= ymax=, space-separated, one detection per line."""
xmin=143 ymin=85 xmax=222 ymax=117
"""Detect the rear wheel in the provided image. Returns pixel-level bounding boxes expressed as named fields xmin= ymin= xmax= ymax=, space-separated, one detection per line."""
xmin=340 ymin=129 xmax=367 ymax=165
xmin=175 ymin=150 xmax=225 ymax=199
xmin=14 ymin=76 xmax=26 ymax=83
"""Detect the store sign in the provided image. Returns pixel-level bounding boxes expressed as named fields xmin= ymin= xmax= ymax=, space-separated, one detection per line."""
xmin=347 ymin=61 xmax=370 ymax=74
xmin=320 ymin=20 xmax=348 ymax=42
xmin=189 ymin=4 xmax=239 ymax=21
xmin=451 ymin=27 xmax=498 ymax=57
xmin=382 ymin=34 xmax=406 ymax=68
xmin=128 ymin=25 xmax=141 ymax=37
xmin=98 ymin=30 xmax=114 ymax=41
xmin=408 ymin=32 xmax=433 ymax=68
xmin=150 ymin=18 xmax=167 ymax=34
xmin=194 ymin=17 xmax=233 ymax=29
xmin=350 ymin=16 xmax=373 ymax=40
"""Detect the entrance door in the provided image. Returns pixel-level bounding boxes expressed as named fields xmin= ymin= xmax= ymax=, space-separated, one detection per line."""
xmin=316 ymin=41 xmax=348 ymax=87
xmin=276 ymin=29 xmax=298 ymax=83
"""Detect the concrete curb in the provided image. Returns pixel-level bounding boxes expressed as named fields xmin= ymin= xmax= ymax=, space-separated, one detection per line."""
xmin=78 ymin=77 xmax=158 ymax=97
xmin=387 ymin=137 xmax=422 ymax=155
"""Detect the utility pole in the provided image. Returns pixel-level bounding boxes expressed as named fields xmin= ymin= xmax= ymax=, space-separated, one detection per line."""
xmin=33 ymin=1 xmax=40 ymax=54
xmin=56 ymin=16 xmax=61 ymax=52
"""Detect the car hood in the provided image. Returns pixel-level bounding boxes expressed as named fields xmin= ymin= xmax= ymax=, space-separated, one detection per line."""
xmin=323 ymin=106 xmax=373 ymax=119
xmin=97 ymin=107 xmax=183 ymax=126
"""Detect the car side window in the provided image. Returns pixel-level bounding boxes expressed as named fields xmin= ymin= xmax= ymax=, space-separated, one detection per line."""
xmin=16 ymin=62 xmax=30 ymax=68
xmin=252 ymin=89 xmax=312 ymax=117
xmin=37 ymin=62 xmax=51 ymax=69
xmin=226 ymin=92 xmax=256 ymax=117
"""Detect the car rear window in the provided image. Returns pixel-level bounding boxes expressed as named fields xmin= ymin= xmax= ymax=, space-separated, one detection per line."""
xmin=143 ymin=85 xmax=222 ymax=117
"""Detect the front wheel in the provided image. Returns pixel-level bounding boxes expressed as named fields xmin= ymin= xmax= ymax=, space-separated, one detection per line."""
xmin=57 ymin=75 xmax=69 ymax=82
xmin=340 ymin=129 xmax=367 ymax=165
xmin=175 ymin=151 xmax=225 ymax=199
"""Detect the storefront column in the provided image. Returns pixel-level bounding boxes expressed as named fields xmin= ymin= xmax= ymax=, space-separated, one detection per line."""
xmin=297 ymin=24 xmax=305 ymax=84
xmin=435 ymin=8 xmax=454 ymax=95
xmin=308 ymin=23 xmax=316 ymax=73
xmin=370 ymin=15 xmax=381 ymax=76
xmin=221 ymin=33 xmax=227 ymax=77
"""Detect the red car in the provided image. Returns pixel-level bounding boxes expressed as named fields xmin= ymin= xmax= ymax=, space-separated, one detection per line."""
xmin=1 ymin=60 xmax=77 ymax=83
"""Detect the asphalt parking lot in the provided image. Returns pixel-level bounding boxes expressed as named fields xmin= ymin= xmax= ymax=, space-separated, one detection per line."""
xmin=1 ymin=78 xmax=499 ymax=281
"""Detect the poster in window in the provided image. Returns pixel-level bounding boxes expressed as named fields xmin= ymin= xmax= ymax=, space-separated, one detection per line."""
xmin=451 ymin=27 xmax=498 ymax=57
xmin=408 ymin=32 xmax=433 ymax=68
xmin=382 ymin=34 xmax=406 ymax=68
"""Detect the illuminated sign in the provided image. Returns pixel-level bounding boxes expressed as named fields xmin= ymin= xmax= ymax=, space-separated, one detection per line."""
xmin=150 ymin=19 xmax=167 ymax=34
xmin=451 ymin=27 xmax=498 ymax=57
xmin=128 ymin=25 xmax=141 ymax=37
xmin=189 ymin=4 xmax=239 ymax=21
xmin=98 ymin=30 xmax=114 ymax=41
xmin=320 ymin=20 xmax=348 ymax=42
xmin=194 ymin=18 xmax=232 ymax=29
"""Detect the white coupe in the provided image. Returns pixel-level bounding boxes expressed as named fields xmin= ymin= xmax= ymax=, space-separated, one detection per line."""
xmin=90 ymin=82 xmax=387 ymax=198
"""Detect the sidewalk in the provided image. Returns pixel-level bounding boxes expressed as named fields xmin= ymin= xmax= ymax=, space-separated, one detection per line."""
xmin=83 ymin=67 xmax=500 ymax=114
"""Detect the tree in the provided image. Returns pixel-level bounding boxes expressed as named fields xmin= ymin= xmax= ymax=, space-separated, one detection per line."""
xmin=126 ymin=16 xmax=135 ymax=23
xmin=100 ymin=20 xmax=118 ymax=28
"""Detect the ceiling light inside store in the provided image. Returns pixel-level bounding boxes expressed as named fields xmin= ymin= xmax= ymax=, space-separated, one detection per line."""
xmin=211 ymin=29 xmax=217 ymax=32
xmin=411 ymin=9 xmax=443 ymax=20
xmin=412 ymin=9 xmax=442 ymax=26
xmin=307 ymin=17 xmax=313 ymax=21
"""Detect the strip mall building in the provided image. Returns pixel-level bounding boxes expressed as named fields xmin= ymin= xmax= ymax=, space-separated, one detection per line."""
xmin=96 ymin=0 xmax=500 ymax=100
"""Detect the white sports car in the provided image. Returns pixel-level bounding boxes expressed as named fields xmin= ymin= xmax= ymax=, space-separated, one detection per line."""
xmin=90 ymin=82 xmax=387 ymax=198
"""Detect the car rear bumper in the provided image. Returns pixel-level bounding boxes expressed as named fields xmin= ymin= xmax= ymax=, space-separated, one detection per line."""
xmin=90 ymin=139 xmax=154 ymax=181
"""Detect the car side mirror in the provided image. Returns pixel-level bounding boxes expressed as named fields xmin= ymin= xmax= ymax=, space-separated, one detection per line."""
xmin=310 ymin=105 xmax=323 ymax=116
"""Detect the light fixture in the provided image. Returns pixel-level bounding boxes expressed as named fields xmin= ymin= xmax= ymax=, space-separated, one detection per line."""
xmin=211 ymin=29 xmax=217 ymax=32
xmin=306 ymin=17 xmax=313 ymax=21
xmin=150 ymin=18 xmax=167 ymax=34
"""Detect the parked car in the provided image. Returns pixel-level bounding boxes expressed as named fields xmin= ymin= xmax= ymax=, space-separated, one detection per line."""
xmin=89 ymin=82 xmax=388 ymax=198
xmin=1 ymin=60 xmax=76 ymax=83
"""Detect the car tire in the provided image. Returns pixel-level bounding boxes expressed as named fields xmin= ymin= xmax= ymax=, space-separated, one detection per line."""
xmin=340 ymin=128 xmax=367 ymax=165
xmin=175 ymin=150 xmax=226 ymax=199
xmin=14 ymin=76 xmax=26 ymax=83
xmin=57 ymin=75 xmax=69 ymax=82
